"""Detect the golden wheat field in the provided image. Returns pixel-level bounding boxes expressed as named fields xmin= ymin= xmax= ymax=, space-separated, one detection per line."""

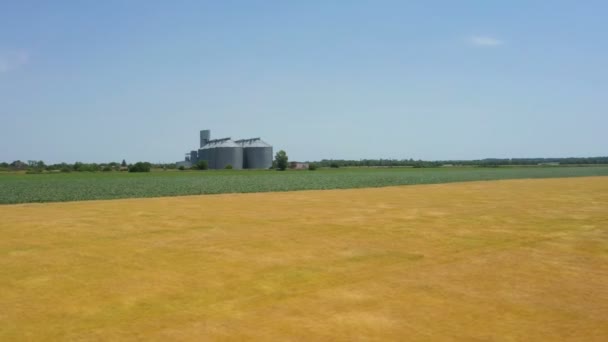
xmin=1 ymin=177 xmax=607 ymax=341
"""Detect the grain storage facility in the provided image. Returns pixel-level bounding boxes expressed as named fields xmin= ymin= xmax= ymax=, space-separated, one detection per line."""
xmin=181 ymin=130 xmax=273 ymax=169
xmin=236 ymin=138 xmax=273 ymax=169
xmin=199 ymin=138 xmax=243 ymax=169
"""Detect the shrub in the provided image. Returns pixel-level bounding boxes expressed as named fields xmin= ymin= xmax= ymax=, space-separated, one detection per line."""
xmin=330 ymin=162 xmax=340 ymax=168
xmin=73 ymin=162 xmax=101 ymax=172
xmin=225 ymin=164 xmax=233 ymax=170
xmin=178 ymin=165 xmax=185 ymax=171
xmin=196 ymin=160 xmax=208 ymax=170
xmin=102 ymin=166 xmax=113 ymax=172
xmin=308 ymin=163 xmax=317 ymax=171
xmin=128 ymin=162 xmax=151 ymax=173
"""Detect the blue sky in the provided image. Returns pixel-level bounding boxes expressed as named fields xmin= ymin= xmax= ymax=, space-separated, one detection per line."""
xmin=1 ymin=1 xmax=606 ymax=163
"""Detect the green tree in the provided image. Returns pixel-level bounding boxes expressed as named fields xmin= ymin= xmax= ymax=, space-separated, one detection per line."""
xmin=128 ymin=162 xmax=151 ymax=173
xmin=275 ymin=150 xmax=288 ymax=171
xmin=10 ymin=160 xmax=27 ymax=170
xmin=196 ymin=160 xmax=208 ymax=170
xmin=121 ymin=159 xmax=127 ymax=167
xmin=224 ymin=164 xmax=233 ymax=169
xmin=308 ymin=163 xmax=317 ymax=171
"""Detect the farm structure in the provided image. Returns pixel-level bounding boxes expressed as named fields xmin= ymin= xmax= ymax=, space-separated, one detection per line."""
xmin=290 ymin=162 xmax=309 ymax=170
xmin=182 ymin=130 xmax=273 ymax=169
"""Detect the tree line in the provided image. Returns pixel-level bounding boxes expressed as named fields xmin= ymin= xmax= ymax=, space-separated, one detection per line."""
xmin=2 ymin=155 xmax=606 ymax=173
xmin=313 ymin=156 xmax=608 ymax=168
xmin=0 ymin=160 xmax=154 ymax=173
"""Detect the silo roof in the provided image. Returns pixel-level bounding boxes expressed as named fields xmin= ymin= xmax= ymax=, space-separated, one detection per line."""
xmin=235 ymin=138 xmax=272 ymax=148
xmin=199 ymin=137 xmax=240 ymax=149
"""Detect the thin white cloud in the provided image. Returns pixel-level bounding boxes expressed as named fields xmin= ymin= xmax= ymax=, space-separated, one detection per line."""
xmin=0 ymin=50 xmax=29 ymax=73
xmin=468 ymin=36 xmax=504 ymax=47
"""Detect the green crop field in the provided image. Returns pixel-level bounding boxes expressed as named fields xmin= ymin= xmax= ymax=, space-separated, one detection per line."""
xmin=1 ymin=166 xmax=608 ymax=204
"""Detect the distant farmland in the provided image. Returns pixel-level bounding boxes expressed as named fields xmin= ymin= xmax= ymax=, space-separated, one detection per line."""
xmin=2 ymin=166 xmax=608 ymax=204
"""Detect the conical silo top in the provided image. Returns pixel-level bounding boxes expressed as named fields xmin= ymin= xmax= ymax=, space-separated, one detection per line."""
xmin=235 ymin=138 xmax=272 ymax=148
xmin=200 ymin=137 xmax=240 ymax=149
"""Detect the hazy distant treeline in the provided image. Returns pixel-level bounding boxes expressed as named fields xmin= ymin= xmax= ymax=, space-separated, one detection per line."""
xmin=0 ymin=160 xmax=166 ymax=173
xmin=314 ymin=157 xmax=608 ymax=168
xmin=2 ymin=156 xmax=607 ymax=173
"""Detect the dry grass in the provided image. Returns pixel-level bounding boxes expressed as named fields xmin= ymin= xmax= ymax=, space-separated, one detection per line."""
xmin=1 ymin=177 xmax=607 ymax=341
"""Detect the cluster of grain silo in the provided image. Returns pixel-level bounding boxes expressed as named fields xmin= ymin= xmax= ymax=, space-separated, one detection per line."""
xmin=181 ymin=130 xmax=273 ymax=169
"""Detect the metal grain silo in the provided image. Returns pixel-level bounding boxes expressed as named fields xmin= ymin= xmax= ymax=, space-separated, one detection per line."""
xmin=237 ymin=138 xmax=273 ymax=169
xmin=198 ymin=142 xmax=216 ymax=169
xmin=214 ymin=138 xmax=243 ymax=170
xmin=198 ymin=147 xmax=209 ymax=167
xmin=190 ymin=150 xmax=198 ymax=163
xmin=198 ymin=138 xmax=242 ymax=169
xmin=213 ymin=138 xmax=243 ymax=169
